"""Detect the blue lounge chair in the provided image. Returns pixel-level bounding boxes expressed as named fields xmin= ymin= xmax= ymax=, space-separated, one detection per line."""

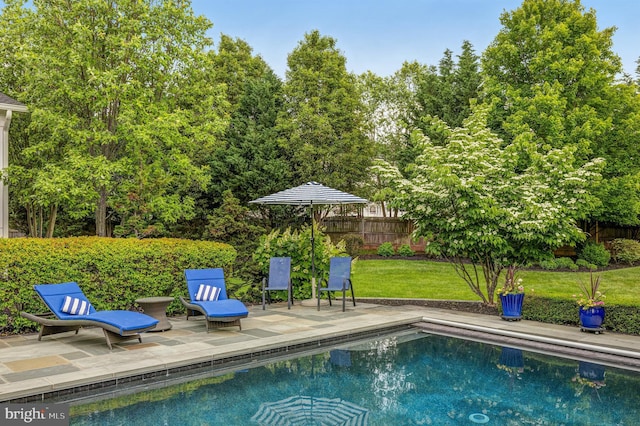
xmin=181 ymin=268 xmax=249 ymax=331
xmin=319 ymin=257 xmax=356 ymax=312
xmin=20 ymin=282 xmax=159 ymax=350
xmin=262 ymin=257 xmax=293 ymax=310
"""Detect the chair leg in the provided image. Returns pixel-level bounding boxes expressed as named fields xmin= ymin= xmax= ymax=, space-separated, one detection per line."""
xmin=327 ymin=291 xmax=332 ymax=306
xmin=351 ymin=284 xmax=356 ymax=307
xmin=342 ymin=286 xmax=346 ymax=312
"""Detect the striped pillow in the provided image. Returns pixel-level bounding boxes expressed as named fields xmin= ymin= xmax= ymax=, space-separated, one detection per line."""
xmin=195 ymin=284 xmax=221 ymax=301
xmin=60 ymin=296 xmax=91 ymax=315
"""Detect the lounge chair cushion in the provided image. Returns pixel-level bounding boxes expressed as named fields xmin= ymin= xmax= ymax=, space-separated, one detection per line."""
xmin=60 ymin=296 xmax=92 ymax=315
xmin=34 ymin=282 xmax=159 ymax=333
xmin=191 ymin=299 xmax=248 ymax=318
xmin=78 ymin=310 xmax=160 ymax=333
xmin=195 ymin=284 xmax=221 ymax=301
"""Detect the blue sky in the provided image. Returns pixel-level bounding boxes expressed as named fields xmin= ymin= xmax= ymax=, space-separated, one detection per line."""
xmin=191 ymin=0 xmax=639 ymax=78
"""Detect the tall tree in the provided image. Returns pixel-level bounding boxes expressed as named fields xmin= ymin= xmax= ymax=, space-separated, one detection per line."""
xmin=209 ymin=69 xmax=291 ymax=207
xmin=413 ymin=41 xmax=482 ymax=143
xmin=481 ymin=0 xmax=640 ymax=228
xmin=277 ymin=30 xmax=373 ymax=196
xmin=481 ymin=0 xmax=620 ymax=157
xmin=0 ymin=0 xmax=226 ymax=237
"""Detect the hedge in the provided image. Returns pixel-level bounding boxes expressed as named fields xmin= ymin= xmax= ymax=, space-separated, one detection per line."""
xmin=0 ymin=237 xmax=236 ymax=334
xmin=512 ymin=295 xmax=640 ymax=335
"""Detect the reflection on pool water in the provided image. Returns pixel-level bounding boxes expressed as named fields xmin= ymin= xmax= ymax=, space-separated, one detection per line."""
xmin=70 ymin=331 xmax=640 ymax=425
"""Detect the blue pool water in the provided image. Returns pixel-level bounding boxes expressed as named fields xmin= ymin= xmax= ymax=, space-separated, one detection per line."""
xmin=71 ymin=331 xmax=640 ymax=425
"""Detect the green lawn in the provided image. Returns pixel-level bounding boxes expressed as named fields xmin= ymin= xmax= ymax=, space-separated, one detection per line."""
xmin=352 ymin=259 xmax=639 ymax=306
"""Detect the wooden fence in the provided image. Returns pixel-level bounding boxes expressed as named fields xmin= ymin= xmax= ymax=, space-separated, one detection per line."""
xmin=322 ymin=217 xmax=425 ymax=251
xmin=323 ymin=218 xmax=640 ymax=255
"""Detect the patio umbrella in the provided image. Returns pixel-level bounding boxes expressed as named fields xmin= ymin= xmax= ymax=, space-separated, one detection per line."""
xmin=251 ymin=395 xmax=369 ymax=425
xmin=250 ymin=182 xmax=368 ymax=309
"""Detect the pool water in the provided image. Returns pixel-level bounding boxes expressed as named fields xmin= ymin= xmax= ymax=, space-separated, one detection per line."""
xmin=70 ymin=332 xmax=640 ymax=425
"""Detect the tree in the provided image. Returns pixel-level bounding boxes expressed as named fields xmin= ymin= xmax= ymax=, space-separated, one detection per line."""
xmin=481 ymin=0 xmax=640 ymax=229
xmin=375 ymin=105 xmax=602 ymax=305
xmin=277 ymin=30 xmax=373 ymax=196
xmin=0 ymin=0 xmax=226 ymax=237
xmin=481 ymin=0 xmax=621 ymax=157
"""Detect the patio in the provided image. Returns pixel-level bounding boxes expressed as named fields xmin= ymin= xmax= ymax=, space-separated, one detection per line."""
xmin=1 ymin=302 xmax=639 ymax=403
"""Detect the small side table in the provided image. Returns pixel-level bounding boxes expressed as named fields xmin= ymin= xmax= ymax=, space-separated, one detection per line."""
xmin=136 ymin=296 xmax=174 ymax=331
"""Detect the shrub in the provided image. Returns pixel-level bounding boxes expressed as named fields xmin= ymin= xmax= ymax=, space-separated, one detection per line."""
xmin=556 ymin=257 xmax=579 ymax=271
xmin=253 ymin=225 xmax=347 ymax=301
xmin=523 ymin=296 xmax=640 ymax=335
xmin=397 ymin=244 xmax=415 ymax=257
xmin=610 ymin=239 xmax=640 ymax=265
xmin=538 ymin=257 xmax=578 ymax=271
xmin=538 ymin=259 xmax=559 ymax=270
xmin=343 ymin=234 xmax=364 ymax=257
xmin=578 ymin=242 xmax=611 ymax=267
xmin=575 ymin=259 xmax=597 ymax=270
xmin=377 ymin=242 xmax=396 ymax=257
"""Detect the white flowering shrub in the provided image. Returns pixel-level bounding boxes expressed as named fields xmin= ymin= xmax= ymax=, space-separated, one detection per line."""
xmin=374 ymin=104 xmax=603 ymax=304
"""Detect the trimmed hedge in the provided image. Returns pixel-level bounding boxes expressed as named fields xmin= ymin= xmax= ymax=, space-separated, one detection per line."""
xmin=0 ymin=237 xmax=236 ymax=334
xmin=511 ymin=295 xmax=640 ymax=335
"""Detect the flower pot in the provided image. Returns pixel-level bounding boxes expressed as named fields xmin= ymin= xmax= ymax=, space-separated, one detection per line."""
xmin=500 ymin=293 xmax=524 ymax=321
xmin=579 ymin=306 xmax=605 ymax=330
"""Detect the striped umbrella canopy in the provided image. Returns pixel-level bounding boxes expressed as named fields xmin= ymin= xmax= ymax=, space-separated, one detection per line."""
xmin=249 ymin=182 xmax=368 ymax=206
xmin=251 ymin=395 xmax=369 ymax=426
xmin=250 ymin=182 xmax=367 ymax=309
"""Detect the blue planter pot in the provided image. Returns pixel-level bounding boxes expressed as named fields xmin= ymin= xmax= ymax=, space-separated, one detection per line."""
xmin=500 ymin=293 xmax=524 ymax=321
xmin=579 ymin=306 xmax=605 ymax=329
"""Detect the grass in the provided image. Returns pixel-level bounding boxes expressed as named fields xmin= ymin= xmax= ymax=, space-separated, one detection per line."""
xmin=351 ymin=259 xmax=639 ymax=306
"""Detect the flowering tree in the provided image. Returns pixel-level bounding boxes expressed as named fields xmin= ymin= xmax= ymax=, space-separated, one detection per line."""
xmin=375 ymin=105 xmax=603 ymax=305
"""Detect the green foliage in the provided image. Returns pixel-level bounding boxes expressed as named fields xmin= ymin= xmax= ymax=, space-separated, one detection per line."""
xmin=539 ymin=257 xmax=578 ymax=271
xmin=253 ymin=225 xmax=346 ymax=301
xmin=578 ymin=242 xmax=611 ymax=267
xmin=207 ymin=57 xmax=291 ymax=209
xmin=397 ymin=244 xmax=415 ymax=257
xmin=377 ymin=242 xmax=396 ymax=257
xmin=575 ymin=259 xmax=597 ymax=270
xmin=342 ymin=234 xmax=364 ymax=257
xmin=206 ymin=190 xmax=266 ymax=299
xmin=277 ymin=30 xmax=373 ymax=192
xmin=0 ymin=237 xmax=236 ymax=334
xmin=557 ymin=257 xmax=579 ymax=271
xmin=538 ymin=259 xmax=560 ymax=270
xmin=610 ymin=239 xmax=640 ymax=264
xmin=521 ymin=296 xmax=579 ymax=325
xmin=415 ymin=41 xmax=482 ymax=135
xmin=481 ymin=0 xmax=640 ymax=228
xmin=0 ymin=0 xmax=227 ymax=237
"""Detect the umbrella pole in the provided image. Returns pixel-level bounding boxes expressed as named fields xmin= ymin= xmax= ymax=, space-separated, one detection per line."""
xmin=310 ymin=203 xmax=317 ymax=308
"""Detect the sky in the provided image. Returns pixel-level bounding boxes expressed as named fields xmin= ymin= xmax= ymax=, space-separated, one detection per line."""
xmin=191 ymin=0 xmax=639 ymax=78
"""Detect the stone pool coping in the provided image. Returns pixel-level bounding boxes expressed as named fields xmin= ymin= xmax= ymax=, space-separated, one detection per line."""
xmin=1 ymin=303 xmax=639 ymax=403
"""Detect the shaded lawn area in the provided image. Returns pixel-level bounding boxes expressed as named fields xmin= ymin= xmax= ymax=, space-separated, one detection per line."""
xmin=351 ymin=259 xmax=639 ymax=306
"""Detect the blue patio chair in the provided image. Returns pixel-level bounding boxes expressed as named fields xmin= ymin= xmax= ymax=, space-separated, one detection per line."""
xmin=262 ymin=257 xmax=293 ymax=310
xmin=319 ymin=257 xmax=355 ymax=312
xmin=181 ymin=268 xmax=249 ymax=331
xmin=20 ymin=282 xmax=159 ymax=349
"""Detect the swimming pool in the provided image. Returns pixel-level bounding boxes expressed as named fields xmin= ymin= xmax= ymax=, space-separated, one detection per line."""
xmin=70 ymin=331 xmax=640 ymax=425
